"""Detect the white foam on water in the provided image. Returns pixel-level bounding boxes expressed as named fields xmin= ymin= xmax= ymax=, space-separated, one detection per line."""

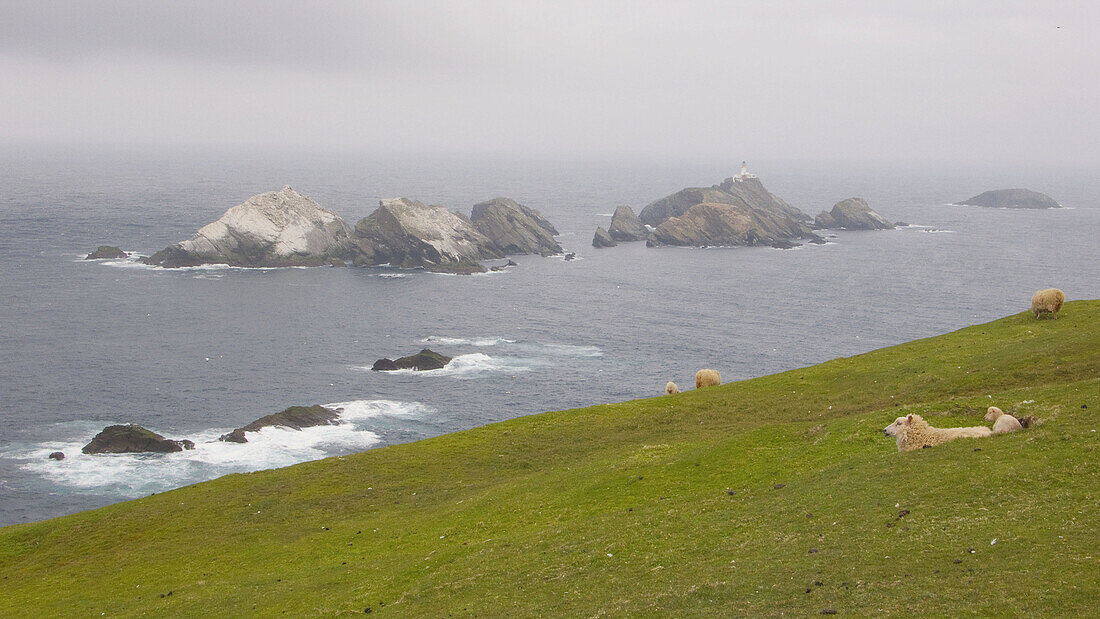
xmin=376 ymin=273 xmax=408 ymax=279
xmin=538 ymin=343 xmax=603 ymax=357
xmin=325 ymin=399 xmax=431 ymax=419
xmin=11 ymin=399 xmax=434 ymax=496
xmin=422 ymin=336 xmax=516 ymax=347
xmin=364 ymin=353 xmax=531 ymax=378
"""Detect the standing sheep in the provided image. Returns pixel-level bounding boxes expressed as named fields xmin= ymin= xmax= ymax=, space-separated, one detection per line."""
xmin=883 ymin=414 xmax=992 ymax=452
xmin=665 ymin=381 xmax=680 ymax=395
xmin=985 ymin=406 xmax=1023 ymax=434
xmin=695 ymin=369 xmax=721 ymax=389
xmin=1031 ymin=288 xmax=1065 ymax=319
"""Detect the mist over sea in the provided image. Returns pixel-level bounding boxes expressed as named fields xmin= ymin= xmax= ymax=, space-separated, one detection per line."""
xmin=1 ymin=148 xmax=1097 ymax=525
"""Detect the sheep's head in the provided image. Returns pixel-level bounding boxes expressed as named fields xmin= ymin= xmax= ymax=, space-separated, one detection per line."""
xmin=884 ymin=416 xmax=909 ymax=437
xmin=985 ymin=406 xmax=1004 ymax=422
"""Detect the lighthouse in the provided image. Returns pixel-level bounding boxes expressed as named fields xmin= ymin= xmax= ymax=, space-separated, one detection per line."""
xmin=734 ymin=160 xmax=757 ymax=182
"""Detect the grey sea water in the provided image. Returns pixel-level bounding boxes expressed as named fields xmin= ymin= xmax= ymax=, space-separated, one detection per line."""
xmin=1 ymin=147 xmax=1097 ymax=525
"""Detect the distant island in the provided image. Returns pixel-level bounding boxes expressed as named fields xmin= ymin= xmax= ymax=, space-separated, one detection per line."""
xmin=136 ymin=187 xmax=563 ymax=273
xmin=593 ymin=162 xmax=895 ymax=249
xmin=953 ymin=188 xmax=1061 ymax=209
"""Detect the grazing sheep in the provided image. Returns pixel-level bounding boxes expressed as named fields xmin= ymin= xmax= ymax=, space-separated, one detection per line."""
xmin=883 ymin=414 xmax=992 ymax=452
xmin=695 ymin=369 xmax=721 ymax=389
xmin=985 ymin=406 xmax=1024 ymax=434
xmin=1031 ymin=288 xmax=1065 ymax=319
xmin=665 ymin=381 xmax=680 ymax=395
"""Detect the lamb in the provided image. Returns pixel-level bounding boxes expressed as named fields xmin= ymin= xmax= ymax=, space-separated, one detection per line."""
xmin=985 ymin=406 xmax=1023 ymax=434
xmin=695 ymin=369 xmax=721 ymax=389
xmin=1031 ymin=288 xmax=1065 ymax=319
xmin=665 ymin=381 xmax=680 ymax=395
xmin=883 ymin=414 xmax=992 ymax=452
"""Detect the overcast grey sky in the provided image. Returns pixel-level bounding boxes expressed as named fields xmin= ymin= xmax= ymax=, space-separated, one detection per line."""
xmin=1 ymin=1 xmax=1097 ymax=163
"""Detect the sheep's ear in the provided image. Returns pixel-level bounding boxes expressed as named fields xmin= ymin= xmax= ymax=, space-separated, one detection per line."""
xmin=905 ymin=415 xmax=913 ymax=425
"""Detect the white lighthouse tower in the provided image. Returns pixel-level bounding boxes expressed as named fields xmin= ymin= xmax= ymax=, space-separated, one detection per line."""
xmin=734 ymin=160 xmax=757 ymax=182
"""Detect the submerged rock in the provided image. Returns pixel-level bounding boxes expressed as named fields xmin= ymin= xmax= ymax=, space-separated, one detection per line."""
xmin=142 ymin=186 xmax=353 ymax=267
xmin=954 ymin=188 xmax=1061 ymax=209
xmin=219 ymin=405 xmax=340 ymax=443
xmin=470 ymin=198 xmax=562 ymax=256
xmin=607 ymin=205 xmax=647 ymax=242
xmin=814 ymin=198 xmax=894 ymax=230
xmin=85 ymin=246 xmax=126 ymax=260
xmin=592 ymin=226 xmax=617 ymax=248
xmin=351 ymin=198 xmax=500 ymax=273
xmin=371 ymin=349 xmax=452 ymax=372
xmin=82 ymin=424 xmax=194 ymax=454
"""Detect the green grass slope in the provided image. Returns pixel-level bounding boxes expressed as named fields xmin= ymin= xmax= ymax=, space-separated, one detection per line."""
xmin=2 ymin=302 xmax=1098 ymax=616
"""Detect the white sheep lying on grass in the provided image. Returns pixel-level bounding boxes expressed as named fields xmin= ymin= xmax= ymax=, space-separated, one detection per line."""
xmin=883 ymin=414 xmax=992 ymax=452
xmin=665 ymin=381 xmax=680 ymax=395
xmin=985 ymin=406 xmax=1023 ymax=434
xmin=695 ymin=369 xmax=721 ymax=389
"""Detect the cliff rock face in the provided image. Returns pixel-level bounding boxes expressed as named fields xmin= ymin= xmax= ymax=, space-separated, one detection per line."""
xmin=954 ymin=189 xmax=1061 ymax=209
xmin=607 ymin=205 xmax=647 ymax=242
xmin=592 ymin=226 xmax=617 ymax=248
xmin=639 ymin=177 xmax=811 ymax=228
xmin=351 ymin=198 xmax=502 ymax=273
xmin=219 ymin=405 xmax=340 ymax=443
xmin=82 ymin=424 xmax=195 ymax=454
xmin=142 ymin=186 xmax=352 ymax=267
xmin=814 ymin=198 xmax=894 ymax=230
xmin=647 ymin=202 xmax=813 ymax=248
xmin=470 ymin=198 xmax=562 ymax=256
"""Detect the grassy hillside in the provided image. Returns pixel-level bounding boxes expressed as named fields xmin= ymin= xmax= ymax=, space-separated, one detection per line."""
xmin=2 ymin=302 xmax=1098 ymax=616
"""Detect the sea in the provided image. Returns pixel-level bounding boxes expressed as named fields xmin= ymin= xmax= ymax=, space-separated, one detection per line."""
xmin=1 ymin=147 xmax=1097 ymax=526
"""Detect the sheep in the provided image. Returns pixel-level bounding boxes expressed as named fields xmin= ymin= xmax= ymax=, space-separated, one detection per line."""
xmin=985 ymin=406 xmax=1023 ymax=434
xmin=1031 ymin=288 xmax=1065 ymax=319
xmin=883 ymin=414 xmax=992 ymax=452
xmin=665 ymin=381 xmax=680 ymax=395
xmin=695 ymin=369 xmax=721 ymax=389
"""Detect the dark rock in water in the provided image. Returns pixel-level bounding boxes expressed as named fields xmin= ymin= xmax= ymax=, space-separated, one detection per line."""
xmin=954 ymin=188 xmax=1061 ymax=209
xmin=806 ymin=233 xmax=827 ymax=244
xmin=372 ymin=349 xmax=451 ymax=372
xmin=48 ymin=451 xmax=65 ymax=461
xmin=608 ymin=205 xmax=647 ymax=242
xmin=770 ymin=239 xmax=801 ymax=249
xmin=141 ymin=186 xmax=354 ymax=268
xmin=351 ymin=198 xmax=499 ymax=273
xmin=82 ymin=424 xmax=192 ymax=454
xmin=218 ymin=404 xmax=341 ymax=443
xmin=141 ymin=244 xmax=206 ymax=268
xmin=489 ymin=259 xmax=519 ymax=272
xmin=814 ymin=198 xmax=894 ymax=230
xmin=85 ymin=246 xmax=126 ymax=260
xmin=592 ymin=226 xmax=617 ymax=248
xmin=327 ymin=258 xmax=347 ymax=267
xmin=563 ymin=252 xmax=576 ymax=261
xmin=470 ymin=197 xmax=562 ymax=256
xmin=895 ymin=221 xmax=909 ymax=227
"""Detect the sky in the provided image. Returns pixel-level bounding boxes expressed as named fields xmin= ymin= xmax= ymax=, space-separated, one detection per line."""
xmin=1 ymin=1 xmax=1097 ymax=164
